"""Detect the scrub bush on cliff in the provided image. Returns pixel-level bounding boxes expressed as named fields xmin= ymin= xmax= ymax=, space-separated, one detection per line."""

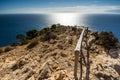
xmin=40 ymin=31 xmax=57 ymax=42
xmin=26 ymin=29 xmax=39 ymax=39
xmin=27 ymin=40 xmax=39 ymax=49
xmin=16 ymin=34 xmax=29 ymax=45
xmin=95 ymin=32 xmax=118 ymax=49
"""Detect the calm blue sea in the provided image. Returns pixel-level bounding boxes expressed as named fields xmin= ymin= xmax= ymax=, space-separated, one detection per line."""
xmin=0 ymin=14 xmax=120 ymax=47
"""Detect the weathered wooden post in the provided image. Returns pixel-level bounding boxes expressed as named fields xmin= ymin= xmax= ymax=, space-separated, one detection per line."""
xmin=85 ymin=27 xmax=90 ymax=80
xmin=74 ymin=51 xmax=79 ymax=80
xmin=74 ymin=27 xmax=86 ymax=80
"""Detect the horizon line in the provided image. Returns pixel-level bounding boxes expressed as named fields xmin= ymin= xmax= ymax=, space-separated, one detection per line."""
xmin=0 ymin=5 xmax=120 ymax=14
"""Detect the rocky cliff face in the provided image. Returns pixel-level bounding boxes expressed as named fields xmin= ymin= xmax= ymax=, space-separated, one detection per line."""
xmin=0 ymin=25 xmax=120 ymax=80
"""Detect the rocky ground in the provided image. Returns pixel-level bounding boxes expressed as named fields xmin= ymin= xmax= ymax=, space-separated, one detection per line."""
xmin=0 ymin=25 xmax=120 ymax=80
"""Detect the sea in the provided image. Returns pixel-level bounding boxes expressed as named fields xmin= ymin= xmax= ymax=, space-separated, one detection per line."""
xmin=0 ymin=13 xmax=120 ymax=47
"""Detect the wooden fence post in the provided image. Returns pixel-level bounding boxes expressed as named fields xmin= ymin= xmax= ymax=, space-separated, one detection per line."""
xmin=74 ymin=51 xmax=79 ymax=80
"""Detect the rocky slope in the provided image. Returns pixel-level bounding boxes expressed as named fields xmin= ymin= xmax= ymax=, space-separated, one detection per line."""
xmin=0 ymin=25 xmax=120 ymax=80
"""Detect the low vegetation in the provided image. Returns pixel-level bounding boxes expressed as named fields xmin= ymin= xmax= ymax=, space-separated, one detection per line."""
xmin=95 ymin=32 xmax=119 ymax=49
xmin=16 ymin=29 xmax=39 ymax=45
xmin=27 ymin=40 xmax=39 ymax=49
xmin=11 ymin=42 xmax=20 ymax=47
xmin=16 ymin=34 xmax=29 ymax=45
xmin=14 ymin=24 xmax=119 ymax=50
xmin=4 ymin=46 xmax=13 ymax=52
xmin=26 ymin=29 xmax=39 ymax=39
xmin=20 ymin=38 xmax=29 ymax=45
xmin=40 ymin=31 xmax=57 ymax=42
xmin=16 ymin=34 xmax=26 ymax=40
xmin=0 ymin=48 xmax=4 ymax=53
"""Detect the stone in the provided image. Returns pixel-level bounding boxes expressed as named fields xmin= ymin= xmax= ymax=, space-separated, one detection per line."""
xmin=54 ymin=70 xmax=68 ymax=80
xmin=114 ymin=65 xmax=120 ymax=75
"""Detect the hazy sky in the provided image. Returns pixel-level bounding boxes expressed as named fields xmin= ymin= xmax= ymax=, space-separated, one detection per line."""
xmin=0 ymin=0 xmax=120 ymax=14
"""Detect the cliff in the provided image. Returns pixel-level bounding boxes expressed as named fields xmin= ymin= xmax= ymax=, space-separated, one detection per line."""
xmin=0 ymin=24 xmax=120 ymax=80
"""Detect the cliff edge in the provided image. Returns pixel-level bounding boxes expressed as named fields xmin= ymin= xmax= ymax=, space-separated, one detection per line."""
xmin=0 ymin=24 xmax=120 ymax=80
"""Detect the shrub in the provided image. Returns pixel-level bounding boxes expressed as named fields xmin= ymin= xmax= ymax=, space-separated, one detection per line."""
xmin=40 ymin=31 xmax=57 ymax=42
xmin=71 ymin=27 xmax=77 ymax=32
xmin=16 ymin=34 xmax=25 ymax=40
xmin=0 ymin=48 xmax=4 ymax=53
xmin=11 ymin=42 xmax=20 ymax=46
xmin=50 ymin=24 xmax=57 ymax=32
xmin=95 ymin=32 xmax=119 ymax=49
xmin=39 ymin=25 xmax=67 ymax=36
xmin=116 ymin=43 xmax=120 ymax=48
xmin=16 ymin=33 xmax=28 ymax=45
xmin=26 ymin=29 xmax=39 ymax=39
xmin=58 ymin=26 xmax=67 ymax=34
xmin=20 ymin=38 xmax=29 ymax=45
xmin=27 ymin=40 xmax=39 ymax=49
xmin=39 ymin=27 xmax=50 ymax=35
xmin=4 ymin=46 xmax=13 ymax=52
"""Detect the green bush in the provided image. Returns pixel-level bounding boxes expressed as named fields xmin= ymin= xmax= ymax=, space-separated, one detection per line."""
xmin=27 ymin=40 xmax=39 ymax=49
xmin=4 ymin=47 xmax=13 ymax=52
xmin=26 ymin=29 xmax=39 ymax=39
xmin=50 ymin=24 xmax=57 ymax=32
xmin=16 ymin=33 xmax=28 ymax=46
xmin=40 ymin=31 xmax=57 ymax=42
xmin=39 ymin=27 xmax=50 ymax=35
xmin=58 ymin=26 xmax=67 ymax=34
xmin=95 ymin=32 xmax=119 ymax=49
xmin=39 ymin=25 xmax=67 ymax=36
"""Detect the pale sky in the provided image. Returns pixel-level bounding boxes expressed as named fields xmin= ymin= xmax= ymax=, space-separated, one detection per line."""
xmin=0 ymin=0 xmax=120 ymax=14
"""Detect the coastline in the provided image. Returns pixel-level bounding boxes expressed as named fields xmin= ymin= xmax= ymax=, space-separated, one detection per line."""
xmin=0 ymin=14 xmax=120 ymax=47
xmin=0 ymin=24 xmax=120 ymax=80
